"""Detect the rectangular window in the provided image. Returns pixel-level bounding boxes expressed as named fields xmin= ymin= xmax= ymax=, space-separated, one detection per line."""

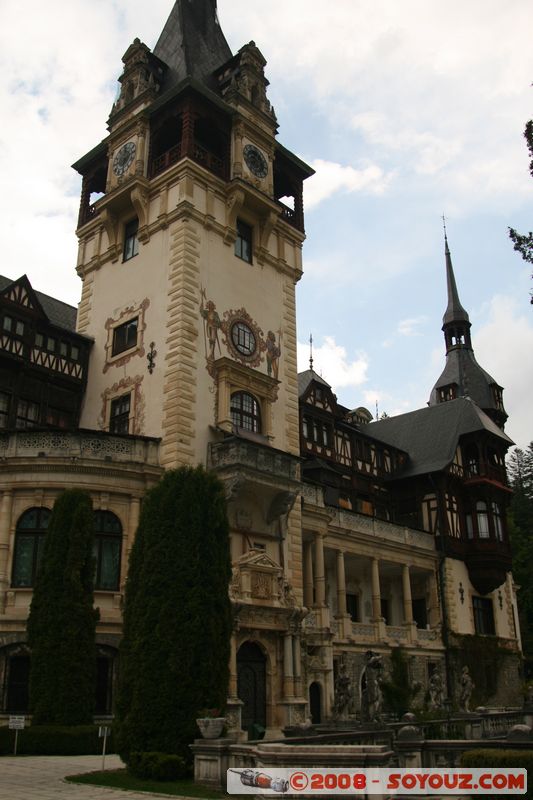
xmin=112 ymin=318 xmax=138 ymax=356
xmin=235 ymin=219 xmax=252 ymax=263
xmin=380 ymin=598 xmax=390 ymax=624
xmin=45 ymin=407 xmax=71 ymax=429
xmin=346 ymin=593 xmax=359 ymax=622
xmin=0 ymin=392 xmax=9 ymax=428
xmin=473 ymin=596 xmax=495 ymax=635
xmin=123 ymin=218 xmax=139 ymax=261
xmin=412 ymin=598 xmax=428 ymax=628
xmin=109 ymin=393 xmax=131 ymax=434
xmin=16 ymin=399 xmax=39 ymax=429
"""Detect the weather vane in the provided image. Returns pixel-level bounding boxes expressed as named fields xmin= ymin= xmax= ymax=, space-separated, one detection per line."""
xmin=309 ymin=333 xmax=314 ymax=371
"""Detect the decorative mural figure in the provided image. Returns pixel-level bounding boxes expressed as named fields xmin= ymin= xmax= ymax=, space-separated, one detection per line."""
xmin=459 ymin=665 xmax=475 ymax=712
xmin=200 ymin=288 xmax=222 ymax=366
xmin=428 ymin=668 xmax=444 ymax=711
xmin=266 ymin=330 xmax=281 ymax=379
xmin=361 ymin=650 xmax=383 ymax=722
xmin=199 ymin=291 xmax=283 ymax=383
xmin=333 ymin=663 xmax=353 ymax=720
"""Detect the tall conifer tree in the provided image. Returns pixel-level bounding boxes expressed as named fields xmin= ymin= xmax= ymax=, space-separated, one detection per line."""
xmin=115 ymin=466 xmax=232 ymax=762
xmin=27 ymin=489 xmax=98 ymax=725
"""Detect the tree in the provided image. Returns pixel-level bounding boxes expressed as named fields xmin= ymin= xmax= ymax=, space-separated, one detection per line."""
xmin=115 ymin=466 xmax=232 ymax=763
xmin=508 ymin=120 xmax=533 ymax=303
xmin=27 ymin=489 xmax=98 ymax=725
xmin=381 ymin=647 xmax=420 ymax=718
xmin=507 ymin=443 xmax=533 ymax=678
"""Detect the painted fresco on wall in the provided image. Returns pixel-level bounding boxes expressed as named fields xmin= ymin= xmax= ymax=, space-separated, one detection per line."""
xmin=199 ymin=289 xmax=282 ymax=379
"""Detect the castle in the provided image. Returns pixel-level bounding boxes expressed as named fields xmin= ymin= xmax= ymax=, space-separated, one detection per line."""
xmin=0 ymin=0 xmax=521 ymax=734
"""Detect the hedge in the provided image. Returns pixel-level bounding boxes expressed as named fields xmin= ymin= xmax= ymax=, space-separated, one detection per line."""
xmin=128 ymin=751 xmax=189 ymax=781
xmin=0 ymin=725 xmax=114 ymax=756
xmin=461 ymin=750 xmax=532 ymax=799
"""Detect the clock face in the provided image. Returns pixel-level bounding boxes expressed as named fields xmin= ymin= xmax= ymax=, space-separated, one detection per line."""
xmin=113 ymin=141 xmax=136 ymax=176
xmin=243 ymin=144 xmax=268 ymax=179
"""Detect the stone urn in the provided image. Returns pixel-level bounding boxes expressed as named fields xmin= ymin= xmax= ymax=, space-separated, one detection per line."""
xmin=196 ymin=717 xmax=226 ymax=739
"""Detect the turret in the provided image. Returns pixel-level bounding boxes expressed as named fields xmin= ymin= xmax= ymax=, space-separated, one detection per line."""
xmin=429 ymin=233 xmax=507 ymax=428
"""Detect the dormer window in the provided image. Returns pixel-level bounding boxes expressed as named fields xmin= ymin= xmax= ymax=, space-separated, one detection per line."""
xmin=438 ymin=384 xmax=456 ymax=402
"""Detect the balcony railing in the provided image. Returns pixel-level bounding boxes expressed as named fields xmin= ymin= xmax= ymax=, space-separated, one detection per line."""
xmin=150 ymin=141 xmax=228 ymax=181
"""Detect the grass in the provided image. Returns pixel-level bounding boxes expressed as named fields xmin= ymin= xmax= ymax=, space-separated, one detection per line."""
xmin=66 ymin=768 xmax=228 ymax=798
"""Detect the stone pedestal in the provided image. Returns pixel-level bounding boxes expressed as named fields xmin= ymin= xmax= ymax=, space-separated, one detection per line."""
xmin=191 ymin=738 xmax=235 ymax=790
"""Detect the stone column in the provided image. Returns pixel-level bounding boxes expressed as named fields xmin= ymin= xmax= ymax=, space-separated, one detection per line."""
xmin=292 ymin=634 xmax=302 ymax=697
xmin=0 ymin=491 xmax=13 ymax=613
xmin=371 ymin=558 xmax=381 ymax=619
xmin=336 ymin=550 xmax=347 ymax=616
xmin=314 ymin=534 xmax=326 ymax=606
xmin=428 ymin=569 xmax=440 ymax=628
xmin=229 ymin=633 xmax=238 ymax=697
xmin=303 ymin=541 xmax=314 ymax=608
xmin=284 ymin=633 xmax=294 ymax=697
xmin=402 ymin=565 xmax=413 ymax=623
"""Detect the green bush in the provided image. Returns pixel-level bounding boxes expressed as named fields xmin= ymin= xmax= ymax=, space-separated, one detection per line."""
xmin=461 ymin=750 xmax=532 ymax=799
xmin=0 ymin=725 xmax=114 ymax=756
xmin=128 ymin=751 xmax=189 ymax=781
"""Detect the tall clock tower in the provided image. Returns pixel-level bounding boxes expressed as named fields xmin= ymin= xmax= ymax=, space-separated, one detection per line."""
xmin=73 ymin=0 xmax=314 ymax=735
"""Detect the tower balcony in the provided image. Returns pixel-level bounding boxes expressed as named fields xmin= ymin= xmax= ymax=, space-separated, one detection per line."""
xmin=150 ymin=139 xmax=229 ymax=182
xmin=208 ymin=435 xmax=301 ymax=520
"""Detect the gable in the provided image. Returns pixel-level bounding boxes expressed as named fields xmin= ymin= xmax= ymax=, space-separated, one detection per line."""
xmin=0 ymin=275 xmax=47 ymax=321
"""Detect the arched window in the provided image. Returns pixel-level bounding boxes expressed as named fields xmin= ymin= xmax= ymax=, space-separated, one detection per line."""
xmin=476 ymin=501 xmax=489 ymax=538
xmin=93 ymin=511 xmax=122 ymax=591
xmin=230 ymin=392 xmax=261 ymax=433
xmin=11 ymin=508 xmax=51 ymax=587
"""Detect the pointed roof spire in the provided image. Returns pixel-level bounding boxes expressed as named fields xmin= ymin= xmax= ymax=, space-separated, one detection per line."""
xmin=153 ymin=0 xmax=232 ymax=89
xmin=442 ymin=218 xmax=469 ymax=326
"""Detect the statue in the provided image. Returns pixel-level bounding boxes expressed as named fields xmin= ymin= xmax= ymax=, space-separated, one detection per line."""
xmin=428 ymin=669 xmax=444 ymax=711
xmin=361 ymin=650 xmax=383 ymax=722
xmin=333 ymin=663 xmax=353 ymax=720
xmin=459 ymin=666 xmax=475 ymax=712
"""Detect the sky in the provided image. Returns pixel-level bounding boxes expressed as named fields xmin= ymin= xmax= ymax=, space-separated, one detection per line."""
xmin=0 ymin=0 xmax=531 ymax=449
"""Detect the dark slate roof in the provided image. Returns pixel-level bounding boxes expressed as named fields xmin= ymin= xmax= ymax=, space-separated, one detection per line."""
xmin=0 ymin=274 xmax=78 ymax=332
xmin=298 ymin=369 xmax=332 ymax=398
xmin=367 ymin=398 xmax=513 ymax=478
xmin=443 ymin=235 xmax=469 ymax=325
xmin=153 ymin=0 xmax=233 ymax=91
xmin=429 ymin=348 xmax=500 ymax=409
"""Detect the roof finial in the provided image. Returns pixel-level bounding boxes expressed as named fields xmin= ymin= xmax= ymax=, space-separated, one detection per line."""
xmin=309 ymin=333 xmax=314 ymax=371
xmin=442 ymin=213 xmax=449 ymax=252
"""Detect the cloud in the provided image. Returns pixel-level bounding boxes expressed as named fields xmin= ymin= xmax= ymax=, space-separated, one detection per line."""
xmin=304 ymin=159 xmax=392 ymax=209
xmin=474 ymin=294 xmax=533 ymax=451
xmin=397 ymin=316 xmax=428 ymax=337
xmin=297 ymin=336 xmax=369 ymax=389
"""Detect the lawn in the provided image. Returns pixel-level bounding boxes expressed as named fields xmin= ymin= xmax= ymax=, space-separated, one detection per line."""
xmin=66 ymin=768 xmax=229 ymax=798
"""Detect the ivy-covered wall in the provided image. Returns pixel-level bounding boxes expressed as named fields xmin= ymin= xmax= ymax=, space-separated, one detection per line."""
xmin=449 ymin=634 xmax=522 ymax=708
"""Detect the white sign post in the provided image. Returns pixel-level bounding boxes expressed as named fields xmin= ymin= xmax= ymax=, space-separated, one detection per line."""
xmin=98 ymin=726 xmax=110 ymax=771
xmin=9 ymin=716 xmax=25 ymax=755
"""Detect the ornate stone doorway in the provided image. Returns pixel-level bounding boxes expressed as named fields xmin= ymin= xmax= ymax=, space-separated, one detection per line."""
xmin=237 ymin=641 xmax=266 ymax=737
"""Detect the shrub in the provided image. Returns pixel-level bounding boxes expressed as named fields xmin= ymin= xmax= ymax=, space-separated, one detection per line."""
xmin=461 ymin=750 xmax=532 ymax=799
xmin=27 ymin=490 xmax=98 ymax=725
xmin=128 ymin=751 xmax=189 ymax=781
xmin=0 ymin=725 xmax=114 ymax=756
xmin=115 ymin=467 xmax=232 ymax=764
